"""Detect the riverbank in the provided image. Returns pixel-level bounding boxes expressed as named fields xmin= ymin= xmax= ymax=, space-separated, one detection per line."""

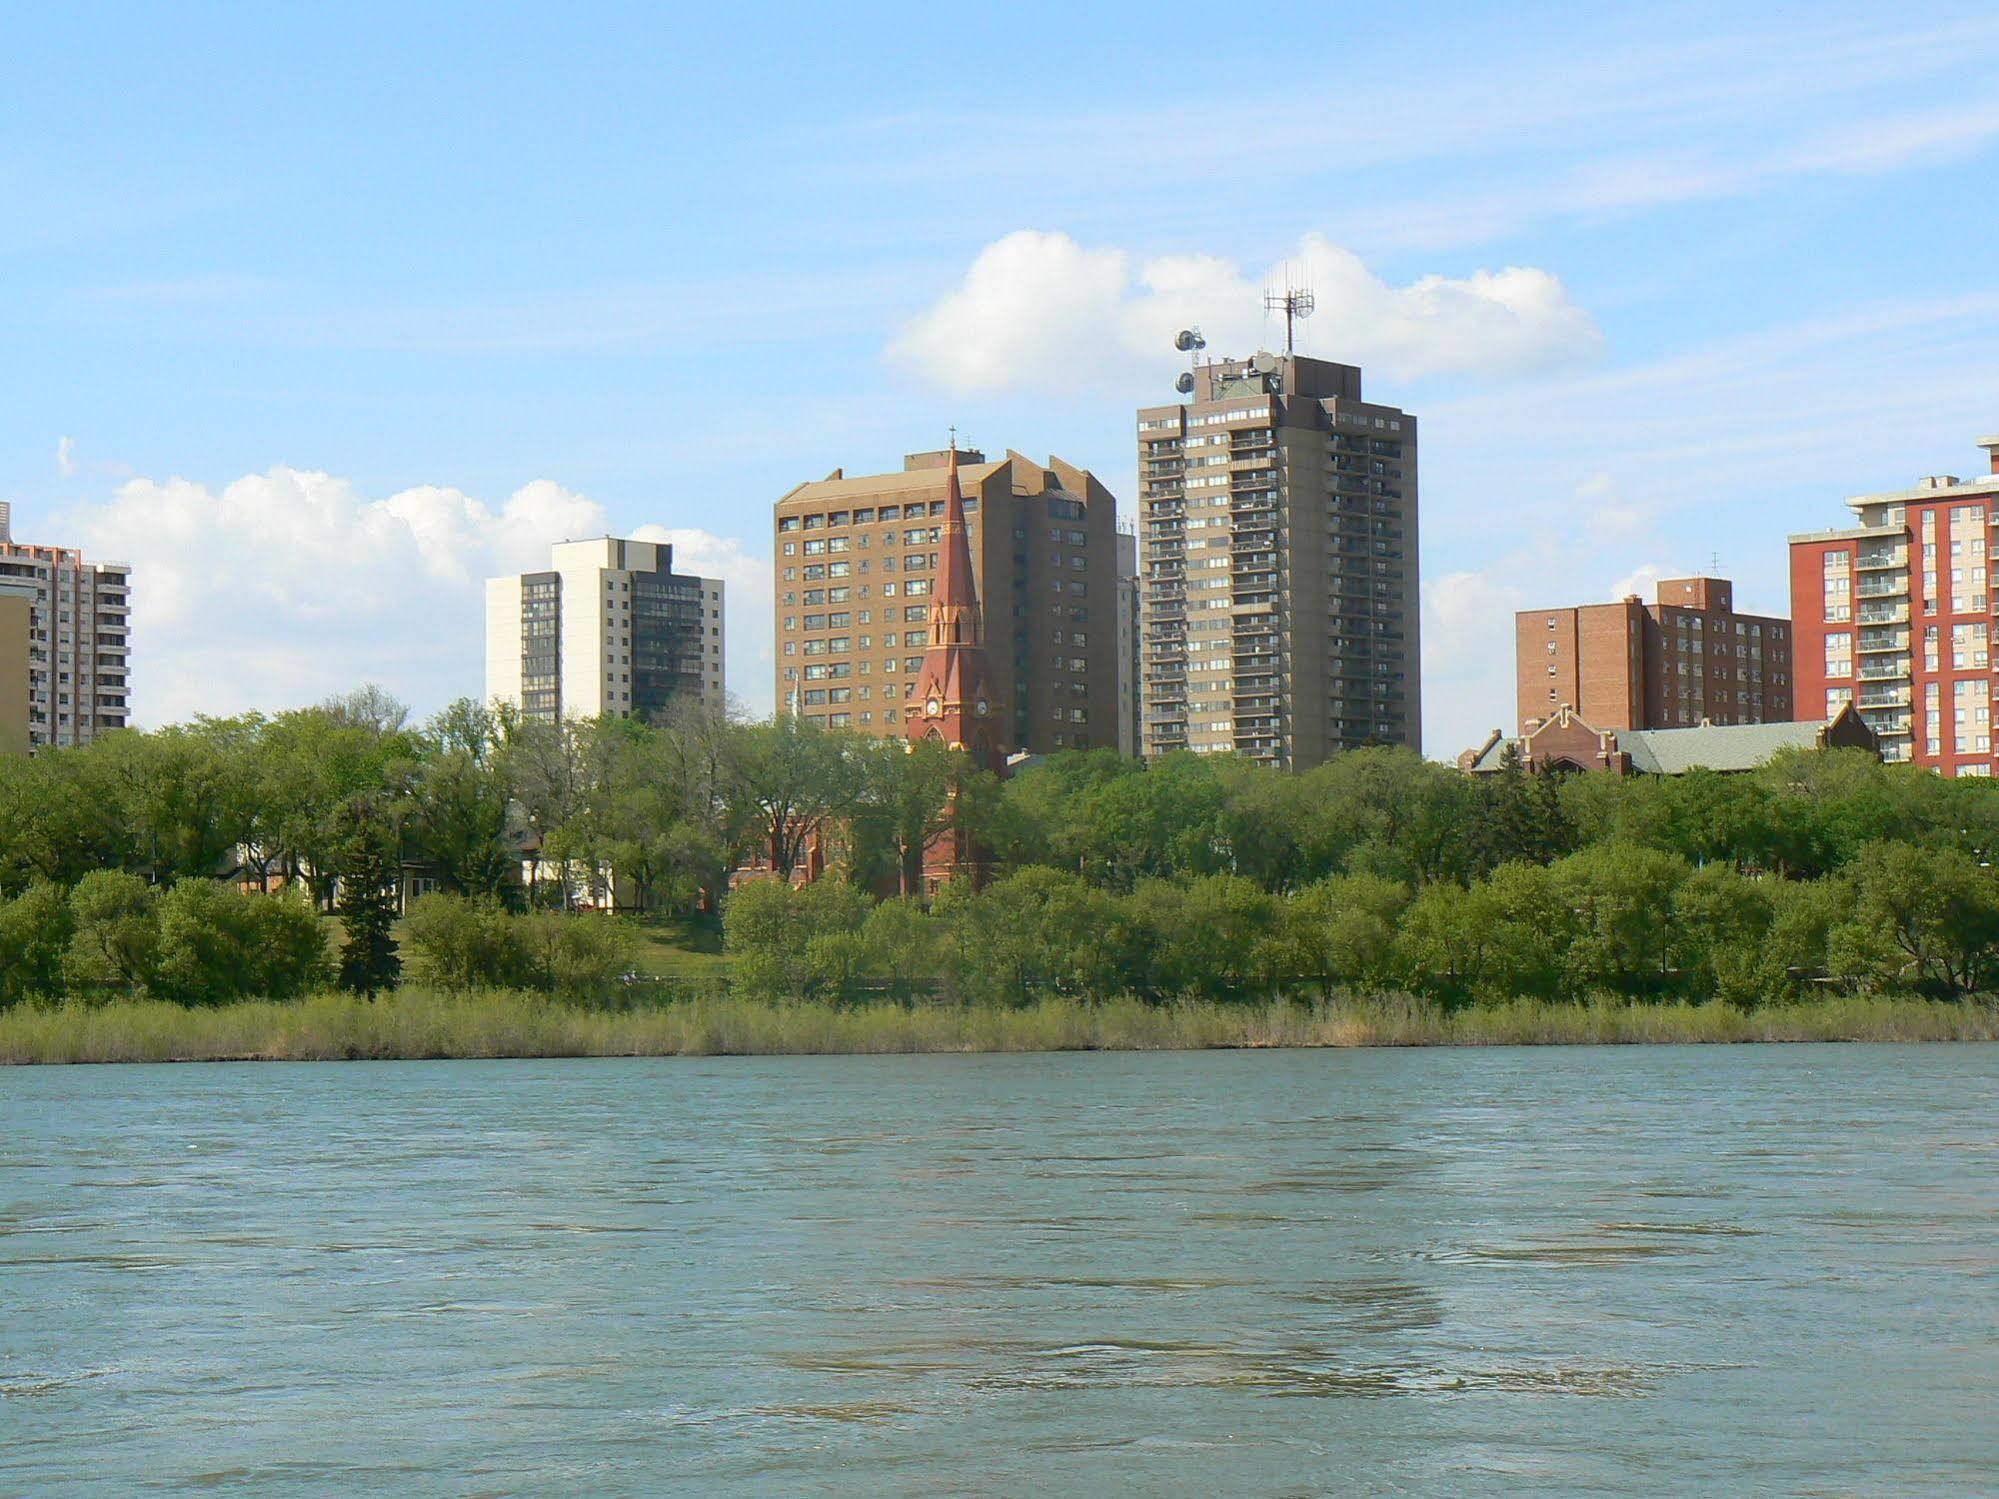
xmin=3 ymin=989 xmax=1996 ymax=1063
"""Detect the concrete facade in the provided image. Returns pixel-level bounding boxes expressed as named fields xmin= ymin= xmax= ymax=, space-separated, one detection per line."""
xmin=1517 ymin=576 xmax=1793 ymax=735
xmin=1116 ymin=527 xmax=1139 ymax=757
xmin=1137 ymin=353 xmax=1418 ymax=769
xmin=0 ymin=501 xmax=132 ymax=749
xmin=1789 ymin=433 xmax=1999 ymax=774
xmin=486 ymin=537 xmax=724 ymax=724
xmin=773 ymin=449 xmax=1120 ymax=753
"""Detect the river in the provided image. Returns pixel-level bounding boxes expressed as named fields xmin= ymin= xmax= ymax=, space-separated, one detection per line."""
xmin=4 ymin=1046 xmax=1996 ymax=1495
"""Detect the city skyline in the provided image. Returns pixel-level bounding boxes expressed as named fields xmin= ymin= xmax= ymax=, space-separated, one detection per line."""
xmin=4 ymin=5 xmax=1999 ymax=755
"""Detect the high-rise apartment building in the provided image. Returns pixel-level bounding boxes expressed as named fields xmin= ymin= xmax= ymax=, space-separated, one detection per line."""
xmin=1137 ymin=353 xmax=1418 ymax=769
xmin=485 ymin=537 xmax=725 ymax=723
xmin=1789 ymin=433 xmax=1999 ymax=773
xmin=1116 ymin=527 xmax=1140 ymax=757
xmin=773 ymin=448 xmax=1119 ymax=752
xmin=0 ymin=501 xmax=132 ymax=749
xmin=1517 ymin=577 xmax=1792 ymax=735
xmin=0 ymin=577 xmax=33 ymax=756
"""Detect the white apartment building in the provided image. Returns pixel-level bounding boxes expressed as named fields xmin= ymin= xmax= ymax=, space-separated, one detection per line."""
xmin=0 ymin=501 xmax=133 ymax=749
xmin=486 ymin=537 xmax=725 ymax=723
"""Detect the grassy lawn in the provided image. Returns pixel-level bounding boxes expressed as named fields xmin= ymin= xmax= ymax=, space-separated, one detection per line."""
xmin=629 ymin=914 xmax=731 ymax=979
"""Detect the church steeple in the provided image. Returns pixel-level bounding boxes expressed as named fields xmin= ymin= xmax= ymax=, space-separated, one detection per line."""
xmin=908 ymin=443 xmax=1003 ymax=777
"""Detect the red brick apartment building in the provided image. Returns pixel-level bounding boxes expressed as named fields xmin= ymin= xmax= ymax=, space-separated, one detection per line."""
xmin=1789 ymin=433 xmax=1999 ymax=774
xmin=1516 ymin=576 xmax=1792 ymax=735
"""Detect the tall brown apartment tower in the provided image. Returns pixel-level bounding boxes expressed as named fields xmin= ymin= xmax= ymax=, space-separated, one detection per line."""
xmin=1138 ymin=353 xmax=1419 ymax=767
xmin=774 ymin=448 xmax=1120 ymax=753
xmin=1517 ymin=576 xmax=1792 ymax=734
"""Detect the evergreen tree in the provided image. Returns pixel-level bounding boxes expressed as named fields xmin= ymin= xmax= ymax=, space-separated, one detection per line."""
xmin=331 ymin=794 xmax=402 ymax=996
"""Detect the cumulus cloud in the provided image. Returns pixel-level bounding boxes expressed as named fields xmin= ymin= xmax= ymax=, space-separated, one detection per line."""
xmin=56 ymin=436 xmax=76 ymax=476
xmin=59 ymin=466 xmax=771 ymax=726
xmin=888 ymin=230 xmax=1601 ymax=391
xmin=1608 ymin=561 xmax=1678 ymax=601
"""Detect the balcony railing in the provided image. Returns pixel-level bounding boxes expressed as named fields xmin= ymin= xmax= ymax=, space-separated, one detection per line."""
xmin=1858 ymin=684 xmax=1912 ymax=707
xmin=1855 ymin=576 xmax=1909 ymax=598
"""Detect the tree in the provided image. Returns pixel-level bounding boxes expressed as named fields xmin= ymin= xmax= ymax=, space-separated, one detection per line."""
xmin=149 ymin=879 xmax=329 ymax=1004
xmin=64 ymin=870 xmax=160 ymax=997
xmin=721 ymin=718 xmax=866 ymax=882
xmin=0 ymin=883 xmax=74 ymax=1006
xmin=853 ymin=736 xmax=966 ymax=897
xmin=1463 ymin=746 xmax=1572 ymax=875
xmin=1282 ymin=872 xmax=1410 ymax=996
xmin=1547 ymin=843 xmax=1689 ymax=998
xmin=1832 ymin=841 xmax=1999 ymax=995
xmin=331 ymin=794 xmax=403 ymax=996
xmin=406 ymin=750 xmax=519 ymax=902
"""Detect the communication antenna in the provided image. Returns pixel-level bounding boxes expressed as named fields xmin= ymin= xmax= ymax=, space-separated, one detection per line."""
xmin=1172 ymin=327 xmax=1206 ymax=399
xmin=1263 ymin=283 xmax=1315 ymax=356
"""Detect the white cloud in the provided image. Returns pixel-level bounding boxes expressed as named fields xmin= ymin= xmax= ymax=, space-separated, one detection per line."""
xmin=888 ymin=231 xmax=1602 ymax=392
xmin=55 ymin=436 xmax=75 ymax=476
xmin=58 ymin=467 xmax=772 ymax=726
xmin=1607 ymin=562 xmax=1676 ymax=602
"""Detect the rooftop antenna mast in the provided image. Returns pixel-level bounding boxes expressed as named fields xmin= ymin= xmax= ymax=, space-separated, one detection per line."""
xmin=1263 ymin=279 xmax=1315 ymax=356
xmin=1171 ymin=327 xmax=1206 ymax=398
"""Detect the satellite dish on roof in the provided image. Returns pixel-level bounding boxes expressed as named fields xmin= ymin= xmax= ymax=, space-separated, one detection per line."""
xmin=1174 ymin=372 xmax=1195 ymax=395
xmin=1174 ymin=328 xmax=1206 ymax=353
xmin=1251 ymin=351 xmax=1278 ymax=374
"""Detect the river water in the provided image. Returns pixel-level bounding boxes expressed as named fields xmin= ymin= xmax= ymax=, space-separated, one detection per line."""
xmin=3 ymin=1046 xmax=1996 ymax=1495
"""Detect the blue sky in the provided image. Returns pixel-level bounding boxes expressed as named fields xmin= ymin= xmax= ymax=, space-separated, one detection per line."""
xmin=5 ymin=2 xmax=1998 ymax=754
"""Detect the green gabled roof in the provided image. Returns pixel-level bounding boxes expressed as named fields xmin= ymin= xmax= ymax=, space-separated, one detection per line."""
xmin=1618 ymin=719 xmax=1831 ymax=775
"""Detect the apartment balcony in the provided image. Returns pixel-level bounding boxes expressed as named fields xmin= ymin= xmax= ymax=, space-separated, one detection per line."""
xmin=1857 ymin=630 xmax=1910 ymax=653
xmin=1857 ymin=684 xmax=1912 ymax=708
xmin=1862 ymin=710 xmax=1912 ymax=736
xmin=1857 ymin=602 xmax=1910 ymax=624
xmin=1855 ymin=575 xmax=1909 ymax=598
xmin=1857 ymin=658 xmax=1910 ymax=681
xmin=1855 ymin=547 xmax=1908 ymax=571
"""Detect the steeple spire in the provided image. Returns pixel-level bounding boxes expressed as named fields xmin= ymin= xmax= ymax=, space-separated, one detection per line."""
xmin=927 ymin=442 xmax=982 ymax=651
xmin=908 ymin=440 xmax=1003 ymax=777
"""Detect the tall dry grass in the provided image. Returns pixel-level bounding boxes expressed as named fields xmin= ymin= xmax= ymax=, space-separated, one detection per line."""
xmin=2 ymin=988 xmax=1995 ymax=1064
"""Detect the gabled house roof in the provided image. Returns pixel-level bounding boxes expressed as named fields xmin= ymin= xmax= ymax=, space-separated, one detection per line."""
xmin=1460 ymin=702 xmax=1877 ymax=775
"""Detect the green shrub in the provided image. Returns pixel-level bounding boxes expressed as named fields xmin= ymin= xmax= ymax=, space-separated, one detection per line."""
xmin=64 ymin=870 xmax=160 ymax=998
xmin=0 ymin=882 xmax=74 ymax=1006
xmin=152 ymin=880 xmax=331 ymax=1005
xmin=403 ymin=893 xmax=532 ymax=989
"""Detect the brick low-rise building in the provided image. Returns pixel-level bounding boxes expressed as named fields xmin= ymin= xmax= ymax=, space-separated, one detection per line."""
xmin=1517 ymin=576 xmax=1791 ymax=735
xmin=1788 ymin=432 xmax=1999 ymax=773
xmin=1461 ymin=702 xmax=1877 ymax=777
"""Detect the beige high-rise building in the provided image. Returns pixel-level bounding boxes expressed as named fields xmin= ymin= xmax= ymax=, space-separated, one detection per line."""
xmin=0 ymin=501 xmax=133 ymax=750
xmin=1137 ymin=353 xmax=1419 ymax=768
xmin=486 ymin=537 xmax=725 ymax=723
xmin=0 ymin=577 xmax=33 ymax=756
xmin=774 ymin=448 xmax=1120 ymax=752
